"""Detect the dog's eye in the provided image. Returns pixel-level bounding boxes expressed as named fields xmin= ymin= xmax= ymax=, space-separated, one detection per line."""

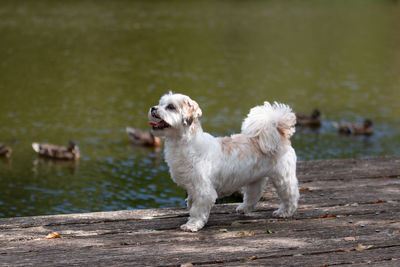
xmin=166 ymin=104 xmax=176 ymax=110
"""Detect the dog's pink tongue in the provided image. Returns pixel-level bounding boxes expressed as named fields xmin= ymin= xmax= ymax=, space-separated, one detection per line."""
xmin=149 ymin=121 xmax=158 ymax=126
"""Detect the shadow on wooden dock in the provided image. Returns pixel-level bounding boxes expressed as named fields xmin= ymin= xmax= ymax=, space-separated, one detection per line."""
xmin=0 ymin=156 xmax=399 ymax=266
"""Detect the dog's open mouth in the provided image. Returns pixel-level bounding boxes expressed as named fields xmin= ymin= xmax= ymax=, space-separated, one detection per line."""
xmin=149 ymin=120 xmax=170 ymax=130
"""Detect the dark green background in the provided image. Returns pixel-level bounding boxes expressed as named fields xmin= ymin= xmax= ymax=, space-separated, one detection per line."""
xmin=0 ymin=0 xmax=399 ymax=217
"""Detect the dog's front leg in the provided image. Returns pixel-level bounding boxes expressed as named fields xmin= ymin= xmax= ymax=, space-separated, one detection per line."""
xmin=181 ymin=187 xmax=217 ymax=232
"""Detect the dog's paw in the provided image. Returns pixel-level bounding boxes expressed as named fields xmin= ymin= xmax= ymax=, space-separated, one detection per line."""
xmin=272 ymin=208 xmax=293 ymax=218
xmin=235 ymin=203 xmax=253 ymax=214
xmin=180 ymin=218 xmax=206 ymax=232
xmin=180 ymin=223 xmax=199 ymax=232
xmin=235 ymin=204 xmax=246 ymax=214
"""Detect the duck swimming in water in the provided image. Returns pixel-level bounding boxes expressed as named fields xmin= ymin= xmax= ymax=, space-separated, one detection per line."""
xmin=296 ymin=109 xmax=321 ymax=127
xmin=126 ymin=127 xmax=162 ymax=147
xmin=32 ymin=140 xmax=80 ymax=160
xmin=334 ymin=119 xmax=373 ymax=136
xmin=0 ymin=143 xmax=12 ymax=158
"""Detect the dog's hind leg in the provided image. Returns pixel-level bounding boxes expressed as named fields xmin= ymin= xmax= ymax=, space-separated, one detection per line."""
xmin=268 ymin=149 xmax=299 ymax=218
xmin=270 ymin=170 xmax=299 ymax=217
xmin=236 ymin=178 xmax=267 ymax=214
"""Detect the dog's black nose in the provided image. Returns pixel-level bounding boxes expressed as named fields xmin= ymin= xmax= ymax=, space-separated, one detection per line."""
xmin=151 ymin=107 xmax=157 ymax=112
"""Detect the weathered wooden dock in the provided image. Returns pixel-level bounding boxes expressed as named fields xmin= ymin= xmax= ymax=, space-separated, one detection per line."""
xmin=1 ymin=156 xmax=399 ymax=266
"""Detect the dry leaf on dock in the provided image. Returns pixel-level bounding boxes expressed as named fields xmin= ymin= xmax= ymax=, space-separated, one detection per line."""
xmin=45 ymin=232 xmax=60 ymax=239
xmin=355 ymin=243 xmax=374 ymax=251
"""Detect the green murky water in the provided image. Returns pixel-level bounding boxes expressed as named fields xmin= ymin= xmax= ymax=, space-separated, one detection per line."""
xmin=1 ymin=0 xmax=399 ymax=217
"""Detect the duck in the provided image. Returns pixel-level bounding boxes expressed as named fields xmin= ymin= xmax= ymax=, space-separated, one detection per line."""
xmin=295 ymin=109 xmax=321 ymax=127
xmin=32 ymin=140 xmax=80 ymax=160
xmin=0 ymin=143 xmax=12 ymax=158
xmin=126 ymin=127 xmax=162 ymax=147
xmin=333 ymin=119 xmax=373 ymax=136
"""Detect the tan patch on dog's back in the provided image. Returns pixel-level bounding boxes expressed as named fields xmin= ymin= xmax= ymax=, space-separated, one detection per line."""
xmin=218 ymin=134 xmax=263 ymax=158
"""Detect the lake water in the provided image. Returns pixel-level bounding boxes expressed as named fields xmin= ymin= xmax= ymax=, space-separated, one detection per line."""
xmin=1 ymin=0 xmax=399 ymax=217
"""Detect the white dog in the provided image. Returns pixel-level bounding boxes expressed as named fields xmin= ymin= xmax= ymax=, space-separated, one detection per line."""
xmin=148 ymin=92 xmax=299 ymax=232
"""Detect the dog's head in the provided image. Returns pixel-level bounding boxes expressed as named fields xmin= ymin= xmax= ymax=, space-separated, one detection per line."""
xmin=148 ymin=92 xmax=202 ymax=137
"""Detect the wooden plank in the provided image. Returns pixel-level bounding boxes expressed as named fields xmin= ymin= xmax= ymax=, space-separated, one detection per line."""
xmin=296 ymin=156 xmax=400 ymax=182
xmin=1 ymin=200 xmax=398 ymax=240
xmin=1 ymin=225 xmax=399 ymax=266
xmin=200 ymin=247 xmax=400 ymax=266
xmin=0 ymin=156 xmax=399 ymax=266
xmin=263 ymin=177 xmax=400 ymax=206
xmin=0 ymin=202 xmax=398 ymax=266
xmin=0 ymin=201 xmax=398 ymax=241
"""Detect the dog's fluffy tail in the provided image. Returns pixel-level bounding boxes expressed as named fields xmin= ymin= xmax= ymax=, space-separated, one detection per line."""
xmin=241 ymin=101 xmax=296 ymax=154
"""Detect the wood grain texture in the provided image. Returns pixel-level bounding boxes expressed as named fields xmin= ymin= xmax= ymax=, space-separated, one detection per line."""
xmin=0 ymin=156 xmax=399 ymax=266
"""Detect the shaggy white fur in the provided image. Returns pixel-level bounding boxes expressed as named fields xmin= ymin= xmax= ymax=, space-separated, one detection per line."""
xmin=148 ymin=92 xmax=299 ymax=232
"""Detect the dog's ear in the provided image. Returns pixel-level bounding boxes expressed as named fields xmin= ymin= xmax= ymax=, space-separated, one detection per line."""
xmin=182 ymin=98 xmax=202 ymax=126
